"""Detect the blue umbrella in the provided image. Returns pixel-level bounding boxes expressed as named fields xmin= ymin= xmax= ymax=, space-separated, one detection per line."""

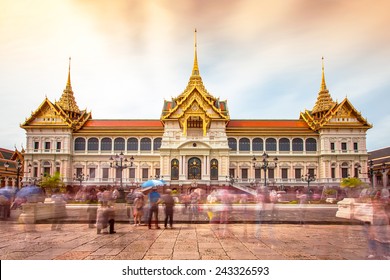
xmin=0 ymin=186 xmax=17 ymax=199
xmin=141 ymin=179 xmax=165 ymax=188
xmin=15 ymin=185 xmax=44 ymax=198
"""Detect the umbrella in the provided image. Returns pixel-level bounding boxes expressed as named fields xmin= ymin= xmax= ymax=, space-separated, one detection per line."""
xmin=14 ymin=185 xmax=45 ymax=203
xmin=141 ymin=179 xmax=165 ymax=188
xmin=0 ymin=186 xmax=17 ymax=200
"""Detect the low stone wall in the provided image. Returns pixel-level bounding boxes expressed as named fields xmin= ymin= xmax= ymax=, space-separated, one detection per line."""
xmin=336 ymin=198 xmax=373 ymax=223
xmin=18 ymin=202 xmax=67 ymax=224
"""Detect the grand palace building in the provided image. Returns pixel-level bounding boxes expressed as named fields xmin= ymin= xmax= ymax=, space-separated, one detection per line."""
xmin=19 ymin=32 xmax=374 ymax=195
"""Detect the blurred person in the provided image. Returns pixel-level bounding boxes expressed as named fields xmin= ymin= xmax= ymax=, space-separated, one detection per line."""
xmin=297 ymin=190 xmax=307 ymax=225
xmin=188 ymin=189 xmax=199 ymax=223
xmin=86 ymin=188 xmax=98 ymax=228
xmin=218 ymin=190 xmax=232 ymax=237
xmin=162 ymin=189 xmax=175 ymax=229
xmin=132 ymin=193 xmax=145 ymax=226
xmin=367 ymin=197 xmax=390 ymax=259
xmin=96 ymin=186 xmax=116 ymax=234
xmin=254 ymin=189 xmax=266 ymax=238
xmin=148 ymin=186 xmax=161 ymax=229
xmin=269 ymin=189 xmax=279 ymax=222
xmin=51 ymin=188 xmax=66 ymax=231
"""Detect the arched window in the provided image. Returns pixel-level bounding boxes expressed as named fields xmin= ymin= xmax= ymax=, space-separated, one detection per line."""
xmin=265 ymin=138 xmax=277 ymax=151
xmin=140 ymin=138 xmax=151 ymax=151
xmin=239 ymin=138 xmax=250 ymax=151
xmin=210 ymin=159 xmax=218 ymax=180
xmin=292 ymin=138 xmax=303 ymax=151
xmin=127 ymin=138 xmax=138 ymax=151
xmin=87 ymin=137 xmax=99 ymax=151
xmin=74 ymin=138 xmax=85 ymax=151
xmin=252 ymin=138 xmax=263 ymax=151
xmin=305 ymin=138 xmax=317 ymax=152
xmin=101 ymin=137 xmax=112 ymax=151
xmin=279 ymin=138 xmax=290 ymax=151
xmin=171 ymin=159 xmax=179 ymax=180
xmin=114 ymin=137 xmax=125 ymax=151
xmin=228 ymin=138 xmax=237 ymax=151
xmin=153 ymin=138 xmax=162 ymax=150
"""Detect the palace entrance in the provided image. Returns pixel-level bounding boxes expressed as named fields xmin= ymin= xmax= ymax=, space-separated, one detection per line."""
xmin=188 ymin=157 xmax=201 ymax=179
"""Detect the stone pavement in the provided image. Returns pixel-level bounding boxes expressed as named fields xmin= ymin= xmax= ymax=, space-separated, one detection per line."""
xmin=0 ymin=221 xmax=373 ymax=260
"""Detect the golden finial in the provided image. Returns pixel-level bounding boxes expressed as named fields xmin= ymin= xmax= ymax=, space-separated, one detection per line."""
xmin=321 ymin=56 xmax=327 ymax=91
xmin=192 ymin=28 xmax=199 ymax=76
xmin=67 ymin=57 xmax=72 ymax=88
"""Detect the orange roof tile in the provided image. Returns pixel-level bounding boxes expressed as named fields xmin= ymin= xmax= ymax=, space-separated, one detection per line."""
xmin=84 ymin=120 xmax=163 ymax=128
xmin=227 ymin=120 xmax=309 ymax=128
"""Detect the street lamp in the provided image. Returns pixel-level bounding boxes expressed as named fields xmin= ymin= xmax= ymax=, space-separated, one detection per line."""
xmin=302 ymin=172 xmax=316 ymax=200
xmin=11 ymin=160 xmax=32 ymax=189
xmin=109 ymin=152 xmax=134 ymax=200
xmin=252 ymin=152 xmax=278 ymax=190
xmin=358 ymin=160 xmax=374 ymax=188
xmin=73 ymin=172 xmax=88 ymax=189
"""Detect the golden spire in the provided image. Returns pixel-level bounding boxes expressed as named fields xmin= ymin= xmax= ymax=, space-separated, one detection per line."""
xmin=66 ymin=57 xmax=72 ymax=89
xmin=311 ymin=57 xmax=335 ymax=117
xmin=320 ymin=56 xmax=327 ymax=90
xmin=56 ymin=57 xmax=80 ymax=115
xmin=192 ymin=28 xmax=199 ymax=76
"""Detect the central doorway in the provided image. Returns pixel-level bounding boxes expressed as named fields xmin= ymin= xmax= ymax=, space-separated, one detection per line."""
xmin=188 ymin=157 xmax=201 ymax=179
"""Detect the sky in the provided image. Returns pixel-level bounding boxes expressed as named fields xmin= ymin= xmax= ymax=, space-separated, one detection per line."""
xmin=0 ymin=0 xmax=389 ymax=152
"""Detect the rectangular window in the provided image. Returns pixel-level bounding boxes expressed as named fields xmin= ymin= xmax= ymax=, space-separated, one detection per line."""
xmin=89 ymin=168 xmax=96 ymax=179
xmin=353 ymin=142 xmax=358 ymax=152
xmin=268 ymin=168 xmax=274 ymax=179
xmin=254 ymin=168 xmax=261 ymax=179
xmin=56 ymin=142 xmax=61 ymax=152
xmin=45 ymin=142 xmax=50 ymax=152
xmin=76 ymin=168 xmax=83 ymax=177
xmin=241 ymin=168 xmax=248 ymax=180
xmin=129 ymin=168 xmax=135 ymax=179
xmin=331 ymin=168 xmax=336 ymax=179
xmin=56 ymin=166 xmax=60 ymax=173
xmin=295 ymin=169 xmax=302 ymax=179
xmin=308 ymin=168 xmax=315 ymax=177
xmin=281 ymin=168 xmax=288 ymax=179
xmin=229 ymin=168 xmax=235 ymax=179
xmin=33 ymin=167 xmax=38 ymax=178
xmin=34 ymin=141 xmax=39 ymax=152
xmin=116 ymin=168 xmax=122 ymax=179
xmin=341 ymin=142 xmax=347 ymax=152
xmin=155 ymin=168 xmax=161 ymax=179
xmin=142 ymin=168 xmax=149 ymax=180
xmin=102 ymin=168 xmax=109 ymax=181
xmin=43 ymin=167 xmax=51 ymax=176
xmin=341 ymin=168 xmax=349 ymax=178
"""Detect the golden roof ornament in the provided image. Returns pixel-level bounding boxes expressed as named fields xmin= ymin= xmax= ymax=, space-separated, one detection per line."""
xmin=56 ymin=57 xmax=81 ymax=114
xmin=311 ymin=57 xmax=336 ymax=116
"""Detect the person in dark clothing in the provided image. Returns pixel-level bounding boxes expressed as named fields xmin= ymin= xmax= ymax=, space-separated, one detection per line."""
xmin=162 ymin=189 xmax=175 ymax=229
xmin=148 ymin=187 xmax=161 ymax=229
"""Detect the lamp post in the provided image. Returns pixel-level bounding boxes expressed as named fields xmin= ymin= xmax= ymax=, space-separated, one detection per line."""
xmin=252 ymin=152 xmax=278 ymax=191
xmin=110 ymin=152 xmax=134 ymax=201
xmin=358 ymin=160 xmax=374 ymax=188
xmin=73 ymin=172 xmax=88 ymax=189
xmin=7 ymin=160 xmax=32 ymax=189
xmin=302 ymin=172 xmax=316 ymax=201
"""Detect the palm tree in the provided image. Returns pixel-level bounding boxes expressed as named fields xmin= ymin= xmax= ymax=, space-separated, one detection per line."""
xmin=40 ymin=172 xmax=64 ymax=195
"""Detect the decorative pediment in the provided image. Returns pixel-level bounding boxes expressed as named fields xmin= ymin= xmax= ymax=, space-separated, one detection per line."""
xmin=300 ymin=97 xmax=372 ymax=131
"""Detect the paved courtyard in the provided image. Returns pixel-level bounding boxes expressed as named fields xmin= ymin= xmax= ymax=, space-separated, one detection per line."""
xmin=0 ymin=221 xmax=372 ymax=260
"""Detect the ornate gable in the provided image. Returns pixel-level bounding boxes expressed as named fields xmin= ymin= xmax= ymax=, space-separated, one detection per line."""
xmin=21 ymin=98 xmax=73 ymax=128
xmin=161 ymin=30 xmax=229 ymax=136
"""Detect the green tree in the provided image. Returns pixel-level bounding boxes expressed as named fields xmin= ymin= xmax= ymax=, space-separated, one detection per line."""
xmin=40 ymin=172 xmax=64 ymax=194
xmin=340 ymin=177 xmax=363 ymax=189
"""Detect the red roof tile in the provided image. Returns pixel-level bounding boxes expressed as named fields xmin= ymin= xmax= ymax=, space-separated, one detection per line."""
xmin=227 ymin=120 xmax=309 ymax=128
xmin=84 ymin=120 xmax=163 ymax=128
